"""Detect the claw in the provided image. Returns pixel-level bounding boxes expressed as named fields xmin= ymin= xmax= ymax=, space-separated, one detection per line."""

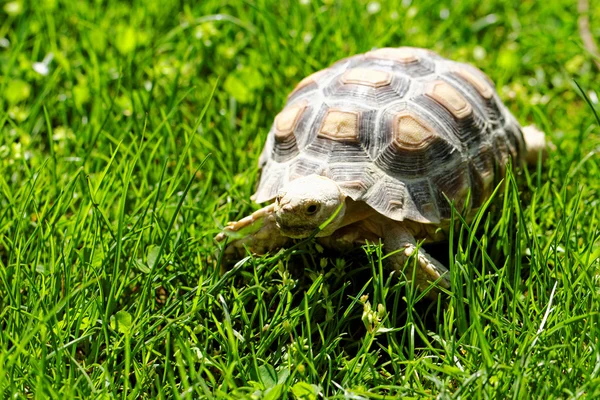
xmin=215 ymin=204 xmax=277 ymax=242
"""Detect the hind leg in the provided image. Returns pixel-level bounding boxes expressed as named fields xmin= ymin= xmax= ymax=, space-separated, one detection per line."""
xmin=523 ymin=125 xmax=549 ymax=165
xmin=383 ymin=224 xmax=450 ymax=292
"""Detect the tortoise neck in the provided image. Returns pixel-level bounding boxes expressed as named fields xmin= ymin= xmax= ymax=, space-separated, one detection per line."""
xmin=338 ymin=199 xmax=377 ymax=229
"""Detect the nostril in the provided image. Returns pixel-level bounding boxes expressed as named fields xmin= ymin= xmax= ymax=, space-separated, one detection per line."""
xmin=306 ymin=204 xmax=319 ymax=215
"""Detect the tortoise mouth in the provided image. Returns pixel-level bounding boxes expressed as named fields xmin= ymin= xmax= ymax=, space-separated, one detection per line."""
xmin=275 ymin=221 xmax=319 ymax=239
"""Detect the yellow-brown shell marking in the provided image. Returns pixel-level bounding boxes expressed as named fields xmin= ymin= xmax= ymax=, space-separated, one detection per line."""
xmin=274 ymin=102 xmax=307 ymax=141
xmin=341 ymin=68 xmax=392 ymax=88
xmin=455 ymin=69 xmax=493 ymax=99
xmin=392 ymin=112 xmax=437 ymax=149
xmin=425 ymin=80 xmax=472 ymax=119
xmin=288 ymin=69 xmax=329 ymax=98
xmin=366 ymin=47 xmax=420 ymax=63
xmin=318 ymin=109 xmax=360 ymax=142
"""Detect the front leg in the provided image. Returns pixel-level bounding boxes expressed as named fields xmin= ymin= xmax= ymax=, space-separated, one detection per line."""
xmin=383 ymin=224 xmax=450 ymax=291
xmin=215 ymin=204 xmax=291 ymax=259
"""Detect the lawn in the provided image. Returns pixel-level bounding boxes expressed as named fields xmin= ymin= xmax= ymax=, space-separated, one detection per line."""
xmin=1 ymin=0 xmax=600 ymax=398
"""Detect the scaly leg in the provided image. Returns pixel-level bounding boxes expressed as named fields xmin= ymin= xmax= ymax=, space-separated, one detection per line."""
xmin=215 ymin=204 xmax=291 ymax=259
xmin=383 ymin=224 xmax=450 ymax=291
xmin=522 ymin=125 xmax=550 ymax=165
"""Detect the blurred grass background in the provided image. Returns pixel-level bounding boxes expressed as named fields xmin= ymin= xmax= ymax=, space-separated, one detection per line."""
xmin=1 ymin=0 xmax=599 ymax=398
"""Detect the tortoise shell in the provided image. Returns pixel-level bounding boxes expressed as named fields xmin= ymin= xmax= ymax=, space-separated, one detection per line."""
xmin=253 ymin=47 xmax=526 ymax=224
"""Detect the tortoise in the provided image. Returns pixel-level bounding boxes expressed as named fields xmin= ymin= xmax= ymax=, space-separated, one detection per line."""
xmin=216 ymin=47 xmax=547 ymax=291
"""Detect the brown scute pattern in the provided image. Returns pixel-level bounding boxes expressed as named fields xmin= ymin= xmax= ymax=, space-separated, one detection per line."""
xmin=318 ymin=109 xmax=360 ymax=142
xmin=324 ymin=70 xmax=410 ymax=107
xmin=272 ymin=102 xmax=314 ymax=163
xmin=341 ymin=68 xmax=392 ymax=88
xmin=361 ymin=101 xmax=407 ymax=159
xmin=274 ymin=102 xmax=307 ymax=139
xmin=413 ymin=94 xmax=485 ymax=147
xmin=425 ymin=80 xmax=473 ymax=119
xmin=294 ymin=103 xmax=329 ymax=150
xmin=366 ymin=47 xmax=421 ymax=64
xmin=393 ymin=111 xmax=437 ymax=149
xmin=272 ymin=134 xmax=298 ymax=163
xmin=365 ymin=48 xmax=436 ymax=77
xmin=292 ymin=69 xmax=329 ymax=93
xmin=254 ymin=46 xmax=528 ymax=222
xmin=287 ymin=69 xmax=329 ymax=101
xmin=390 ymin=56 xmax=436 ymax=77
xmin=446 ymin=72 xmax=504 ymax=129
xmin=466 ymin=64 xmax=495 ymax=87
xmin=375 ymin=135 xmax=459 ymax=178
xmin=454 ymin=68 xmax=493 ymax=99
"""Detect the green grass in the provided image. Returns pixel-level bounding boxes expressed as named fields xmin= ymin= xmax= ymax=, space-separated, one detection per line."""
xmin=1 ymin=0 xmax=599 ymax=398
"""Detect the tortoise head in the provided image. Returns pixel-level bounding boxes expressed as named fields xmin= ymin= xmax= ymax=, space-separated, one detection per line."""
xmin=274 ymin=175 xmax=346 ymax=239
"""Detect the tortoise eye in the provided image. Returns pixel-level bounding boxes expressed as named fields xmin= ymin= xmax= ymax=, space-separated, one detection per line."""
xmin=306 ymin=204 xmax=319 ymax=215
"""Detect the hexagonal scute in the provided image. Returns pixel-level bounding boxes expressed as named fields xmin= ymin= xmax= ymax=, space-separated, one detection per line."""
xmin=318 ymin=109 xmax=360 ymax=142
xmin=425 ymin=80 xmax=472 ymax=120
xmin=366 ymin=47 xmax=421 ymax=64
xmin=454 ymin=68 xmax=493 ymax=100
xmin=288 ymin=69 xmax=329 ymax=99
xmin=362 ymin=48 xmax=436 ymax=77
xmin=376 ymin=130 xmax=458 ymax=178
xmin=324 ymin=68 xmax=409 ymax=108
xmin=273 ymin=102 xmax=307 ymax=141
xmin=446 ymin=67 xmax=504 ymax=129
xmin=412 ymin=90 xmax=485 ymax=148
xmin=340 ymin=68 xmax=392 ymax=88
xmin=392 ymin=111 xmax=437 ymax=149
